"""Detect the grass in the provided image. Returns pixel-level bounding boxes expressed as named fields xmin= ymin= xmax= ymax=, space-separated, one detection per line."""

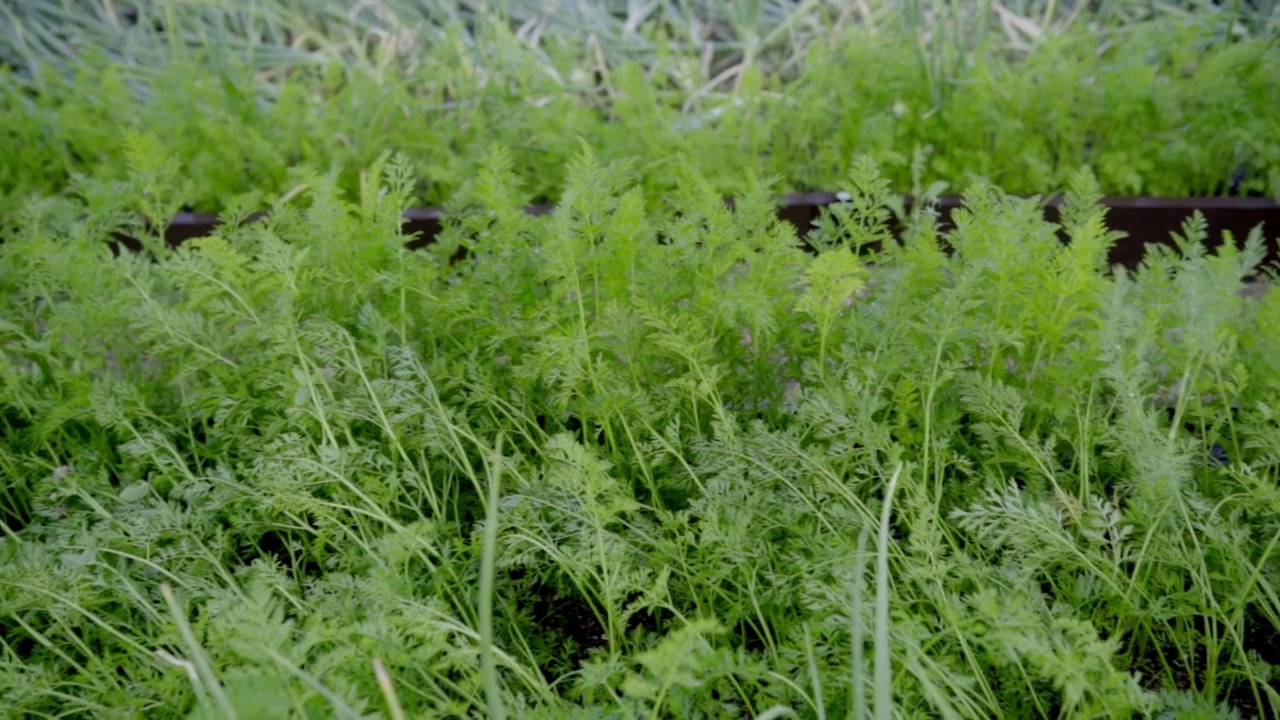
xmin=1 ymin=147 xmax=1279 ymax=717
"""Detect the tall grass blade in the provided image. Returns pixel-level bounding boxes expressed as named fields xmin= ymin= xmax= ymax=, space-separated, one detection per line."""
xmin=851 ymin=526 xmax=871 ymax=720
xmin=481 ymin=433 xmax=507 ymax=720
xmin=160 ymin=583 xmax=238 ymax=720
xmin=874 ymin=463 xmax=903 ymax=720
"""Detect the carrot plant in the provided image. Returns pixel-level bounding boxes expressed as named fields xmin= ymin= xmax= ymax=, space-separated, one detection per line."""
xmin=1 ymin=146 xmax=1279 ymax=718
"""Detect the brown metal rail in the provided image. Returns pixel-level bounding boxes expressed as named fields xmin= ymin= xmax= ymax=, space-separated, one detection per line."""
xmin=122 ymin=194 xmax=1280 ymax=270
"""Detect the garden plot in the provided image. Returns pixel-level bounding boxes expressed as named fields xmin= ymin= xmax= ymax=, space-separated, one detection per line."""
xmin=3 ymin=154 xmax=1279 ymax=718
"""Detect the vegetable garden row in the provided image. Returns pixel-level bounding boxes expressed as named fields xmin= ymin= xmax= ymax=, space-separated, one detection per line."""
xmin=3 ymin=15 xmax=1278 ymax=220
xmin=2 ymin=3 xmax=1280 ymax=718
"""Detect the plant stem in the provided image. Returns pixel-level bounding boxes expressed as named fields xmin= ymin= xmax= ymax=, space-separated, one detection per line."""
xmin=480 ymin=434 xmax=506 ymax=720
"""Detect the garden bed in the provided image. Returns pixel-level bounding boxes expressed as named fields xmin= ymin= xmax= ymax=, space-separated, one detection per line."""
xmin=126 ymin=193 xmax=1280 ymax=271
xmin=5 ymin=2 xmax=1280 ymax=715
xmin=4 ymin=159 xmax=1280 ymax=718
xmin=5 ymin=15 xmax=1279 ymax=221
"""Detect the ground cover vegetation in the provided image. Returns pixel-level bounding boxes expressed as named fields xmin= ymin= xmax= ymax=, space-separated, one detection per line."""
xmin=4 ymin=1 xmax=1280 ymax=718
xmin=2 ymin=144 xmax=1280 ymax=717
xmin=1 ymin=1 xmax=1278 ymax=222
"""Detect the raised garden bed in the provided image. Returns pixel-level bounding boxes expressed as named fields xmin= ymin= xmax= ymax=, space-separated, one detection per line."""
xmin=127 ymin=194 xmax=1280 ymax=271
xmin=5 ymin=3 xmax=1280 ymax=715
xmin=6 ymin=16 xmax=1278 ymax=221
xmin=6 ymin=162 xmax=1280 ymax=719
